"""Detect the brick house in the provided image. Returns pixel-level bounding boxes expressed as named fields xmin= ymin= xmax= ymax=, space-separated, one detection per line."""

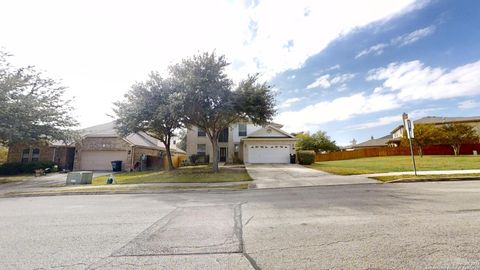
xmin=7 ymin=122 xmax=186 ymax=171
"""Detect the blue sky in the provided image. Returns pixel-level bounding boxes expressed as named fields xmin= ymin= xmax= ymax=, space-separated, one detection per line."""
xmin=1 ymin=0 xmax=479 ymax=145
xmin=272 ymin=0 xmax=480 ymax=145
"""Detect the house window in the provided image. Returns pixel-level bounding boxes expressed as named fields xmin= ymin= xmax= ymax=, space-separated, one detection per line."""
xmin=218 ymin=128 xmax=228 ymax=142
xmin=197 ymin=128 xmax=206 ymax=137
xmin=238 ymin=124 xmax=247 ymax=136
xmin=197 ymin=144 xmax=206 ymax=155
xmin=31 ymin=148 xmax=40 ymax=162
xmin=21 ymin=149 xmax=30 ymax=163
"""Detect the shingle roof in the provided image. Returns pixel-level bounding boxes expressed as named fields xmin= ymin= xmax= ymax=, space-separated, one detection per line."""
xmin=78 ymin=121 xmax=186 ymax=154
xmin=414 ymin=116 xmax=480 ymax=124
xmin=353 ymin=135 xmax=392 ymax=148
xmin=391 ymin=116 xmax=480 ymax=134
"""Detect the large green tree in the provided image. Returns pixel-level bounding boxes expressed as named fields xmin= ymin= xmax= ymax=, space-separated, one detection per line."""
xmin=0 ymin=51 xmax=77 ymax=146
xmin=295 ymin=131 xmax=339 ymax=153
xmin=114 ymin=72 xmax=183 ymax=171
xmin=176 ymin=129 xmax=187 ymax=151
xmin=401 ymin=124 xmax=442 ymax=157
xmin=170 ymin=52 xmax=275 ymax=172
xmin=441 ymin=123 xmax=479 ymax=156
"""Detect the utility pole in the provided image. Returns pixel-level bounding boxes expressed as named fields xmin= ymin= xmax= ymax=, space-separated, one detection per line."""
xmin=402 ymin=113 xmax=417 ymax=176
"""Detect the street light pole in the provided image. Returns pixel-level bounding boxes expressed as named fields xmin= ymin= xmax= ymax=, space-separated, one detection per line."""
xmin=403 ymin=113 xmax=417 ymax=176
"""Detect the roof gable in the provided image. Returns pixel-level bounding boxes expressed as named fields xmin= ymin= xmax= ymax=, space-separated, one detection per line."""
xmin=245 ymin=125 xmax=294 ymax=138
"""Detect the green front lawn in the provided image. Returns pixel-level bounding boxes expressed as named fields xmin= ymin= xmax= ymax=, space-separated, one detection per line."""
xmin=307 ymin=155 xmax=480 ymax=175
xmin=92 ymin=165 xmax=252 ymax=185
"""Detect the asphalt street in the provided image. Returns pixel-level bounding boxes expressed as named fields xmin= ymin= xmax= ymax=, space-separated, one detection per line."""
xmin=1 ymin=181 xmax=480 ymax=269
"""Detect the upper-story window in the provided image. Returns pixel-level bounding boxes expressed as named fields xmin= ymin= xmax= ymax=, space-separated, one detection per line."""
xmin=218 ymin=128 xmax=228 ymax=142
xmin=238 ymin=124 xmax=247 ymax=137
xmin=197 ymin=127 xmax=206 ymax=137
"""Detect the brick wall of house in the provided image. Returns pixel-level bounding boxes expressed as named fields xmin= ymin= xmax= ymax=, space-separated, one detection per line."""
xmin=7 ymin=144 xmax=74 ymax=169
xmin=8 ymin=144 xmax=54 ymax=163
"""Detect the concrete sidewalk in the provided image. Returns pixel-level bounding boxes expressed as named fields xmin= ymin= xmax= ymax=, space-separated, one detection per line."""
xmin=246 ymin=164 xmax=378 ymax=188
xmin=363 ymin=169 xmax=480 ymax=177
xmin=0 ymin=181 xmax=250 ymax=197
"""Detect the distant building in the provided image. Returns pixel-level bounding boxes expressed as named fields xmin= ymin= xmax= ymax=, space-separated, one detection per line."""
xmin=354 ymin=116 xmax=480 ymax=150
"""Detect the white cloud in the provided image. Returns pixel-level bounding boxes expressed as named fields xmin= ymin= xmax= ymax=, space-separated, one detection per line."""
xmin=356 ymin=25 xmax=435 ymax=59
xmin=0 ymin=0 xmax=417 ymax=127
xmin=306 ymin=74 xmax=331 ymax=89
xmin=366 ymin=60 xmax=480 ymax=101
xmin=287 ymin=75 xmax=296 ymax=80
xmin=355 ymin=43 xmax=388 ymax=59
xmin=391 ymin=25 xmax=436 ymax=46
xmin=348 ymin=108 xmax=441 ymax=130
xmin=348 ymin=115 xmax=401 ymax=130
xmin=306 ymin=73 xmax=355 ymax=89
xmin=278 ymin=97 xmax=302 ymax=109
xmin=458 ymin=100 xmax=479 ymax=109
xmin=275 ymin=92 xmax=400 ymax=131
xmin=277 ymin=58 xmax=480 ymax=132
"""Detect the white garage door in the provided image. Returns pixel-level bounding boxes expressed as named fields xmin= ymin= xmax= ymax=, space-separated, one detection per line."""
xmin=80 ymin=151 xmax=128 ymax=171
xmin=247 ymin=144 xmax=290 ymax=163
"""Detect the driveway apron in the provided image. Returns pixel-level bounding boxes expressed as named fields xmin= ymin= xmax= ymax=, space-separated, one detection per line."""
xmin=245 ymin=164 xmax=378 ymax=188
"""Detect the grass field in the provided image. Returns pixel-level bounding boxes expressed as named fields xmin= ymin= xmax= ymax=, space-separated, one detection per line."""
xmin=92 ymin=165 xmax=252 ymax=185
xmin=307 ymin=155 xmax=480 ymax=175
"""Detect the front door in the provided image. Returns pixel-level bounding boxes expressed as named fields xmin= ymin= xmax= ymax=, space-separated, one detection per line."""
xmin=219 ymin=147 xmax=227 ymax=162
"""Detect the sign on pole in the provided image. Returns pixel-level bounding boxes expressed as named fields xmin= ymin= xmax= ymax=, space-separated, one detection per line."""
xmin=402 ymin=113 xmax=417 ymax=176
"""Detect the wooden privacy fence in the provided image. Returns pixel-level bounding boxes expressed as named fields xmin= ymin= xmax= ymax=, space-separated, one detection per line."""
xmin=315 ymin=144 xmax=480 ymax=162
xmin=146 ymin=154 xmax=187 ymax=170
xmin=162 ymin=154 xmax=187 ymax=169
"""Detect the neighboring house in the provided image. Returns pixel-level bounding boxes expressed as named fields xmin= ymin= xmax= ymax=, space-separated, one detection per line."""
xmin=7 ymin=142 xmax=76 ymax=170
xmin=351 ymin=135 xmax=396 ymax=149
xmin=391 ymin=116 xmax=480 ymax=139
xmin=186 ymin=122 xmax=297 ymax=164
xmin=354 ymin=115 xmax=480 ymax=149
xmin=7 ymin=121 xmax=186 ymax=171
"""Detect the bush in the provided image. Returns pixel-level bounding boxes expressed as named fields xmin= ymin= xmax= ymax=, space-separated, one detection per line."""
xmin=297 ymin=150 xmax=316 ymax=165
xmin=189 ymin=154 xmax=210 ymax=165
xmin=0 ymin=161 xmax=57 ymax=175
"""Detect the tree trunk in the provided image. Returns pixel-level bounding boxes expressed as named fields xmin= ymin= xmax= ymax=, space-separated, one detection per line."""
xmin=452 ymin=145 xmax=459 ymax=156
xmin=207 ymin=130 xmax=220 ymax=173
xmin=211 ymin=139 xmax=219 ymax=173
xmin=162 ymin=136 xmax=175 ymax=171
xmin=418 ymin=146 xmax=424 ymax=157
xmin=165 ymin=146 xmax=175 ymax=171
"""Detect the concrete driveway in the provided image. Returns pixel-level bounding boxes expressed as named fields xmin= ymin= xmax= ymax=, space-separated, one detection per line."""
xmin=246 ymin=163 xmax=378 ymax=188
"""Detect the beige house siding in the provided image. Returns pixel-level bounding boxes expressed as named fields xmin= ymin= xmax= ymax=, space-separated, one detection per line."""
xmin=186 ymin=126 xmax=236 ymax=163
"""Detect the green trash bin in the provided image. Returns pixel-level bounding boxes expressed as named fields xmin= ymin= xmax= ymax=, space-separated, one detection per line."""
xmin=111 ymin=160 xmax=122 ymax=172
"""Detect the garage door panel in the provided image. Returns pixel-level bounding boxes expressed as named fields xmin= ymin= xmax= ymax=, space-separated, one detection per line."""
xmin=80 ymin=151 xmax=128 ymax=171
xmin=247 ymin=144 xmax=290 ymax=164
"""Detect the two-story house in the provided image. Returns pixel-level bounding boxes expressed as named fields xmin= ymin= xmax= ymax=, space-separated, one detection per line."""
xmin=186 ymin=122 xmax=297 ymax=164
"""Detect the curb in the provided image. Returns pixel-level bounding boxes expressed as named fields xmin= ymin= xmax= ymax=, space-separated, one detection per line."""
xmin=386 ymin=176 xmax=480 ymax=184
xmin=0 ymin=186 xmax=250 ymax=198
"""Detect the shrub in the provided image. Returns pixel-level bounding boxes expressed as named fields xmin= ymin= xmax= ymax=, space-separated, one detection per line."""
xmin=297 ymin=150 xmax=315 ymax=165
xmin=189 ymin=154 xmax=210 ymax=165
xmin=0 ymin=161 xmax=57 ymax=175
